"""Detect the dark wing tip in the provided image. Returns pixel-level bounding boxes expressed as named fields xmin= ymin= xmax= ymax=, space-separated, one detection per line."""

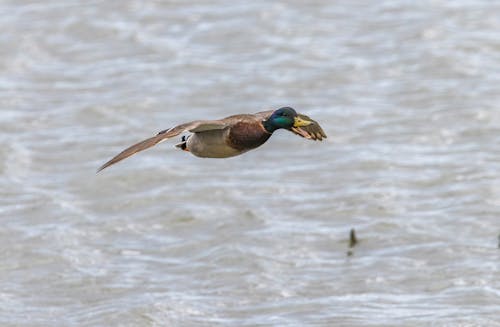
xmin=96 ymin=150 xmax=129 ymax=173
xmin=96 ymin=134 xmax=167 ymax=173
xmin=96 ymin=159 xmax=114 ymax=173
xmin=292 ymin=114 xmax=327 ymax=141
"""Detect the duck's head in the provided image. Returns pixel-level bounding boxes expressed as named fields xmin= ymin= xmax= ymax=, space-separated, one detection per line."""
xmin=263 ymin=107 xmax=313 ymax=133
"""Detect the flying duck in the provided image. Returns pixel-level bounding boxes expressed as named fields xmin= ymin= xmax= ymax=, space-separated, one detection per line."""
xmin=98 ymin=107 xmax=326 ymax=172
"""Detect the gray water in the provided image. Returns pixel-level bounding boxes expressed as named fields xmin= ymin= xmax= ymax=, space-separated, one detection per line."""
xmin=1 ymin=1 xmax=499 ymax=326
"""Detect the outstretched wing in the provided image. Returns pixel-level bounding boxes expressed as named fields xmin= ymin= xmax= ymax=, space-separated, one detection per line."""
xmin=97 ymin=120 xmax=228 ymax=172
xmin=255 ymin=110 xmax=327 ymax=141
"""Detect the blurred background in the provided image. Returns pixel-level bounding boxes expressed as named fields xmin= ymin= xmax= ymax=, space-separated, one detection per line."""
xmin=1 ymin=0 xmax=499 ymax=326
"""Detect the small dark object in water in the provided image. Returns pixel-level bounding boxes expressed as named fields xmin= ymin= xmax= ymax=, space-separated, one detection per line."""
xmin=347 ymin=228 xmax=358 ymax=256
xmin=349 ymin=228 xmax=358 ymax=248
xmin=498 ymin=234 xmax=500 ymax=249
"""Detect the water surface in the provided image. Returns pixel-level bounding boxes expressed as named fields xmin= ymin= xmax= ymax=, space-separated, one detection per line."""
xmin=1 ymin=1 xmax=499 ymax=326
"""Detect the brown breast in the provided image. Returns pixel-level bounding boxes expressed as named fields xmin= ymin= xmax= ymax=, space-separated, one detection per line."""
xmin=227 ymin=121 xmax=272 ymax=151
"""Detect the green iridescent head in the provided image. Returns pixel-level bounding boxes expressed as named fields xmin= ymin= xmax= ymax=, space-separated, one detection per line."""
xmin=263 ymin=107 xmax=312 ymax=133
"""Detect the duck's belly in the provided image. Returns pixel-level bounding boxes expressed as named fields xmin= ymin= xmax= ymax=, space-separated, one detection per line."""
xmin=186 ymin=130 xmax=243 ymax=158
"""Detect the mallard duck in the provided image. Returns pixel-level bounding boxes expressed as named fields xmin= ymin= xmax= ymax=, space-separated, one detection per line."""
xmin=97 ymin=107 xmax=326 ymax=172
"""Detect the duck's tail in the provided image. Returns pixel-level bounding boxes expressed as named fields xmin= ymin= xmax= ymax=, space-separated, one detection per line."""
xmin=174 ymin=135 xmax=190 ymax=151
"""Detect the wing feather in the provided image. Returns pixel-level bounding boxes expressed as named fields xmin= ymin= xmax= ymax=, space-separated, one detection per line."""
xmin=292 ymin=113 xmax=327 ymax=141
xmin=97 ymin=120 xmax=227 ymax=172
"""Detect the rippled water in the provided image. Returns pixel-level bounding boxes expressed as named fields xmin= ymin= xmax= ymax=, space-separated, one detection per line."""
xmin=1 ymin=1 xmax=500 ymax=326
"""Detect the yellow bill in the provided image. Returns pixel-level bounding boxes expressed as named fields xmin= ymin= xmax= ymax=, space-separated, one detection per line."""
xmin=293 ymin=116 xmax=313 ymax=127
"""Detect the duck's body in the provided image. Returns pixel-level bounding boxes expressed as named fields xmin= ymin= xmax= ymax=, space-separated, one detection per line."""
xmin=183 ymin=114 xmax=273 ymax=158
xmin=98 ymin=107 xmax=326 ymax=172
xmin=184 ymin=129 xmax=243 ymax=158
